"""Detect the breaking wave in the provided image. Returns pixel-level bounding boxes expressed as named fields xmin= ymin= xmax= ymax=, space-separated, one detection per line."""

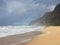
xmin=0 ymin=26 xmax=45 ymax=37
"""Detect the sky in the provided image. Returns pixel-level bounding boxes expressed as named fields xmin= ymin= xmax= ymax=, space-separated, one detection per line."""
xmin=0 ymin=0 xmax=60 ymax=26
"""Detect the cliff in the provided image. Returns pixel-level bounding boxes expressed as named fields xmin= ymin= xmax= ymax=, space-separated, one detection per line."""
xmin=30 ymin=3 xmax=60 ymax=26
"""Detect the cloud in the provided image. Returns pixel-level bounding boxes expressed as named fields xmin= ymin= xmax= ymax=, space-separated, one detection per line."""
xmin=47 ymin=5 xmax=56 ymax=11
xmin=0 ymin=0 xmax=58 ymax=25
xmin=7 ymin=0 xmax=27 ymax=15
xmin=6 ymin=0 xmax=48 ymax=16
xmin=6 ymin=0 xmax=39 ymax=15
xmin=34 ymin=0 xmax=60 ymax=5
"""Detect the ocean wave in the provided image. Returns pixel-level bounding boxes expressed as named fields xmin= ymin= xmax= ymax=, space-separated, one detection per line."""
xmin=0 ymin=26 xmax=45 ymax=37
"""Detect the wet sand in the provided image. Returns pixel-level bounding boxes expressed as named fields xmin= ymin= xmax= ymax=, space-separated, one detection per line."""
xmin=18 ymin=26 xmax=60 ymax=45
xmin=0 ymin=31 xmax=41 ymax=45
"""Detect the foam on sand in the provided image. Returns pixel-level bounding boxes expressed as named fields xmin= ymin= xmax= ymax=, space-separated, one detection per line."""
xmin=0 ymin=26 xmax=44 ymax=37
xmin=24 ymin=26 xmax=60 ymax=45
xmin=0 ymin=26 xmax=44 ymax=45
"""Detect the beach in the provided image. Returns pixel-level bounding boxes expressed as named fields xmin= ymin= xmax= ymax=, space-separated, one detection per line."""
xmin=0 ymin=26 xmax=60 ymax=45
xmin=18 ymin=26 xmax=60 ymax=45
xmin=0 ymin=30 xmax=41 ymax=45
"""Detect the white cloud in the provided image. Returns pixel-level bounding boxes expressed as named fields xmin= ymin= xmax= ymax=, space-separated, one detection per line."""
xmin=0 ymin=0 xmax=49 ymax=25
xmin=47 ymin=5 xmax=56 ymax=11
xmin=7 ymin=0 xmax=26 ymax=14
xmin=6 ymin=0 xmax=47 ymax=16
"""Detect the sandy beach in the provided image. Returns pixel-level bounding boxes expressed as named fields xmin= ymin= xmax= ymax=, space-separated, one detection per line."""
xmin=18 ymin=26 xmax=60 ymax=45
xmin=0 ymin=26 xmax=60 ymax=45
xmin=0 ymin=30 xmax=41 ymax=45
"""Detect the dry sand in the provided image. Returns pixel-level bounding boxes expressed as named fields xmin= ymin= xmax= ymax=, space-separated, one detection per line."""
xmin=18 ymin=26 xmax=60 ymax=45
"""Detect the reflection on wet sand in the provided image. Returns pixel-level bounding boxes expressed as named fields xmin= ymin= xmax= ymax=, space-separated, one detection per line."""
xmin=18 ymin=26 xmax=60 ymax=45
xmin=0 ymin=30 xmax=42 ymax=45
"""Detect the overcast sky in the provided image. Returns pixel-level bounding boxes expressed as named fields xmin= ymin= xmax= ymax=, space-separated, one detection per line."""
xmin=0 ymin=0 xmax=60 ymax=26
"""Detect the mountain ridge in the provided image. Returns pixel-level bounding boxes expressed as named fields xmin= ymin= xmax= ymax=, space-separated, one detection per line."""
xmin=30 ymin=3 xmax=60 ymax=26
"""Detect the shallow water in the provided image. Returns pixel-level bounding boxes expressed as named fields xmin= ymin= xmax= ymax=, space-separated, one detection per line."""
xmin=0 ymin=26 xmax=45 ymax=37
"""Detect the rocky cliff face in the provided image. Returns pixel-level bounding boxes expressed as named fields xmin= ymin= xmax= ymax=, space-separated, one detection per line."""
xmin=30 ymin=3 xmax=60 ymax=26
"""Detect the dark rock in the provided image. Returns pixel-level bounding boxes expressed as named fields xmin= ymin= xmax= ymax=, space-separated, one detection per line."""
xmin=30 ymin=3 xmax=60 ymax=26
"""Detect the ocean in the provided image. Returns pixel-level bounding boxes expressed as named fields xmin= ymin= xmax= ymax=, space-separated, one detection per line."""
xmin=0 ymin=26 xmax=45 ymax=37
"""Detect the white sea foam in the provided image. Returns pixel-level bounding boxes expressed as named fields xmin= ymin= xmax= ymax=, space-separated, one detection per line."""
xmin=0 ymin=26 xmax=45 ymax=37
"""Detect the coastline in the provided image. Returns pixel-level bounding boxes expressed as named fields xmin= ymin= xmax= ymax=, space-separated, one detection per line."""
xmin=19 ymin=26 xmax=60 ymax=45
xmin=0 ymin=30 xmax=42 ymax=45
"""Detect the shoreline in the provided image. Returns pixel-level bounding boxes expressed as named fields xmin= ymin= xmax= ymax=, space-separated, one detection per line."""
xmin=20 ymin=26 xmax=60 ymax=45
xmin=0 ymin=30 xmax=42 ymax=45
